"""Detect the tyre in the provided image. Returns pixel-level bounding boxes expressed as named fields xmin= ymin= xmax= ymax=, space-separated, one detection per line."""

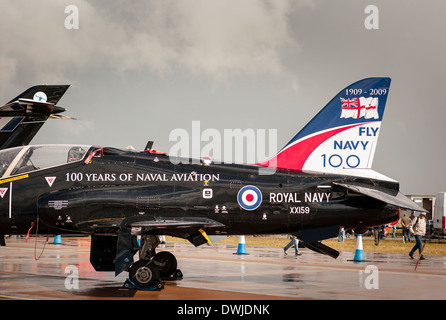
xmin=129 ymin=259 xmax=160 ymax=288
xmin=153 ymin=251 xmax=177 ymax=277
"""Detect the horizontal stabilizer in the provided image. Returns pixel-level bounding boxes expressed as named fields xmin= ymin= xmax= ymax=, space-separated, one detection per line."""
xmin=296 ymin=225 xmax=340 ymax=243
xmin=294 ymin=225 xmax=340 ymax=259
xmin=335 ymin=182 xmax=427 ymax=212
xmin=303 ymin=242 xmax=340 ymax=259
xmin=0 ymin=98 xmax=66 ymax=116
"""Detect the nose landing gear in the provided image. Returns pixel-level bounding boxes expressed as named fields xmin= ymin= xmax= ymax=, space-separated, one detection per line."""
xmin=125 ymin=235 xmax=182 ymax=290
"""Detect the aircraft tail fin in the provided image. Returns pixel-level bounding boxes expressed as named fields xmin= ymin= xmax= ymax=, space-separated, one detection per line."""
xmin=0 ymin=85 xmax=70 ymax=149
xmin=257 ymin=78 xmax=391 ymax=179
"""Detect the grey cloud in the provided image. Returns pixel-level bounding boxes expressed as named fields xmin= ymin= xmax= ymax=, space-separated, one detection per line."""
xmin=0 ymin=0 xmax=300 ymax=92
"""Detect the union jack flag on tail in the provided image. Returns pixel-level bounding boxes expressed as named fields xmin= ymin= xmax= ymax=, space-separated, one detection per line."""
xmin=340 ymin=97 xmax=379 ymax=119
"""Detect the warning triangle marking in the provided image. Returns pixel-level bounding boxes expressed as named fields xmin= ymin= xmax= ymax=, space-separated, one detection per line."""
xmin=45 ymin=177 xmax=56 ymax=187
xmin=0 ymin=188 xmax=8 ymax=198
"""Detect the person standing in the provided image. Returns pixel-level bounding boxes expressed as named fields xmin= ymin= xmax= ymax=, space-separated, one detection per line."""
xmin=401 ymin=213 xmax=412 ymax=242
xmin=392 ymin=224 xmax=397 ymax=238
xmin=409 ymin=212 xmax=427 ymax=260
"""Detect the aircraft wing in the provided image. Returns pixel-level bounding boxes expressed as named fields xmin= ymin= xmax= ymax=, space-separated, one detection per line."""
xmin=128 ymin=216 xmax=225 ymax=230
xmin=129 ymin=217 xmax=225 ymax=246
xmin=72 ymin=214 xmax=225 ymax=246
xmin=334 ymin=182 xmax=427 ymax=212
xmin=38 ymin=187 xmax=226 ymax=244
xmin=75 ymin=216 xmax=224 ymax=231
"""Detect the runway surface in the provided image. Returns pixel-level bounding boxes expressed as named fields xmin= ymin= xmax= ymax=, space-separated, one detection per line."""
xmin=1 ymin=236 xmax=445 ymax=300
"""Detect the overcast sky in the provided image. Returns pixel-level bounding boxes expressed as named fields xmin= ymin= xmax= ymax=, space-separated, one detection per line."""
xmin=0 ymin=0 xmax=445 ymax=195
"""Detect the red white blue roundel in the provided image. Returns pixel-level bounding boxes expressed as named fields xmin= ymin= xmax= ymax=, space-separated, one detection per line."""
xmin=237 ymin=185 xmax=262 ymax=211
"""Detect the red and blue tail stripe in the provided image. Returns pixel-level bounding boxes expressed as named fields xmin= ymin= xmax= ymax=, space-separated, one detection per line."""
xmin=257 ymin=78 xmax=391 ymax=176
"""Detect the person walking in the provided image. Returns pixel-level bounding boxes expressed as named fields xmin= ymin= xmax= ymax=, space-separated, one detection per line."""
xmin=338 ymin=227 xmax=345 ymax=242
xmin=409 ymin=212 xmax=427 ymax=260
xmin=284 ymin=235 xmax=301 ymax=256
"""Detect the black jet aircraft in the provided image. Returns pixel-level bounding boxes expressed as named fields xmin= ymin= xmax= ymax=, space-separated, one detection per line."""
xmin=0 ymin=78 xmax=424 ymax=289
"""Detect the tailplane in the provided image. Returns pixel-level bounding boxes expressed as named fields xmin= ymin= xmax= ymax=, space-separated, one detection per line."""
xmin=257 ymin=78 xmax=392 ymax=180
xmin=0 ymin=85 xmax=71 ymax=149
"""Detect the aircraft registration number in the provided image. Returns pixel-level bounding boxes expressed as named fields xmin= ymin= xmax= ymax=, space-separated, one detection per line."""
xmin=289 ymin=206 xmax=310 ymax=214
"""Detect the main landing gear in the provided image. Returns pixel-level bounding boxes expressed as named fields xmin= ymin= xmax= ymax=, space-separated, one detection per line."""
xmin=126 ymin=235 xmax=183 ymax=290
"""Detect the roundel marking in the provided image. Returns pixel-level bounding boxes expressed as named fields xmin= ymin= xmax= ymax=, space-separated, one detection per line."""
xmin=237 ymin=185 xmax=262 ymax=211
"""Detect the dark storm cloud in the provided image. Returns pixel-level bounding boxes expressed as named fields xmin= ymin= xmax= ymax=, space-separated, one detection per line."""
xmin=0 ymin=0 xmax=445 ymax=194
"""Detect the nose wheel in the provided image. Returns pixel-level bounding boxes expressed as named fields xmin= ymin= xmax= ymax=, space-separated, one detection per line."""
xmin=124 ymin=235 xmax=183 ymax=290
xmin=128 ymin=259 xmax=163 ymax=289
xmin=154 ymin=251 xmax=183 ymax=280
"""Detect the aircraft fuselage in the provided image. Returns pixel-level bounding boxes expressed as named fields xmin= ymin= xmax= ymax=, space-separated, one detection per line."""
xmin=0 ymin=146 xmax=399 ymax=237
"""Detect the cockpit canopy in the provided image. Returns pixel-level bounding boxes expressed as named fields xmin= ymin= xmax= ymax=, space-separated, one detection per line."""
xmin=0 ymin=145 xmax=91 ymax=178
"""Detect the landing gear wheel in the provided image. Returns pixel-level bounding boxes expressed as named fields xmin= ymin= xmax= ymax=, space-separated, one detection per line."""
xmin=129 ymin=259 xmax=160 ymax=288
xmin=154 ymin=251 xmax=177 ymax=277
